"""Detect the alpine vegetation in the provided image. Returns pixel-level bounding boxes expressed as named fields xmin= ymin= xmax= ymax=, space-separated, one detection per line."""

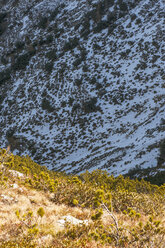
xmin=0 ymin=148 xmax=165 ymax=247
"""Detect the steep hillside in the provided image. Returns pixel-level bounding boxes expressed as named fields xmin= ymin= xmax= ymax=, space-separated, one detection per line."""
xmin=0 ymin=148 xmax=165 ymax=247
xmin=0 ymin=0 xmax=165 ymax=175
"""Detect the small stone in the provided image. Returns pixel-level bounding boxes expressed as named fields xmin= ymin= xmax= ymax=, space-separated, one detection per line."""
xmin=9 ymin=170 xmax=25 ymax=178
xmin=0 ymin=194 xmax=18 ymax=204
xmin=10 ymin=183 xmax=23 ymax=192
xmin=57 ymin=215 xmax=89 ymax=227
xmin=38 ymin=234 xmax=53 ymax=246
xmin=12 ymin=183 xmax=19 ymax=189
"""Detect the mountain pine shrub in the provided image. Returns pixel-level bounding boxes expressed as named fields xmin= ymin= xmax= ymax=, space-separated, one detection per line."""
xmin=0 ymin=149 xmax=165 ymax=247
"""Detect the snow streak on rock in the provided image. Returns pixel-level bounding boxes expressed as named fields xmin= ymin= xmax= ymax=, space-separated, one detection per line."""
xmin=0 ymin=0 xmax=164 ymax=175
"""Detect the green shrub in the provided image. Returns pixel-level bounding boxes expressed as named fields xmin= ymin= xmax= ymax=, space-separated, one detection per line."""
xmin=131 ymin=13 xmax=137 ymax=21
xmin=73 ymin=58 xmax=82 ymax=67
xmin=80 ymin=48 xmax=87 ymax=60
xmin=61 ymin=101 xmax=67 ymax=108
xmin=0 ymin=23 xmax=7 ymax=36
xmin=82 ymin=97 xmax=101 ymax=113
xmin=46 ymin=49 xmax=57 ymax=61
xmin=37 ymin=207 xmax=45 ymax=218
xmin=38 ymin=16 xmax=48 ymax=29
xmin=1 ymin=149 xmax=165 ymax=247
xmin=41 ymin=98 xmax=54 ymax=112
xmin=1 ymin=55 xmax=8 ymax=65
xmin=68 ymin=97 xmax=74 ymax=106
xmin=0 ymin=12 xmax=7 ymax=23
xmin=144 ymin=171 xmax=165 ymax=186
xmin=13 ymin=52 xmax=35 ymax=71
xmin=91 ymin=209 xmax=103 ymax=220
xmin=63 ymin=38 xmax=79 ymax=52
xmin=0 ymin=68 xmax=11 ymax=84
xmin=45 ymin=34 xmax=53 ymax=44
xmin=0 ymin=12 xmax=7 ymax=36
xmin=72 ymin=103 xmax=81 ymax=113
xmin=72 ymin=199 xmax=79 ymax=206
xmin=118 ymin=1 xmax=128 ymax=11
xmin=75 ymin=78 xmax=82 ymax=87
xmin=49 ymin=8 xmax=59 ymax=21
xmin=135 ymin=18 xmax=142 ymax=25
xmin=94 ymin=20 xmax=109 ymax=33
xmin=159 ymin=139 xmax=165 ymax=159
xmin=107 ymin=11 xmax=116 ymax=23
xmin=45 ymin=62 xmax=53 ymax=73
xmin=15 ymin=41 xmax=25 ymax=50
xmin=39 ymin=38 xmax=46 ymax=46
xmin=80 ymin=18 xmax=90 ymax=38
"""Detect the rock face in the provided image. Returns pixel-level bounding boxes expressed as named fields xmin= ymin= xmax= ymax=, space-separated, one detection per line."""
xmin=0 ymin=0 xmax=164 ymax=175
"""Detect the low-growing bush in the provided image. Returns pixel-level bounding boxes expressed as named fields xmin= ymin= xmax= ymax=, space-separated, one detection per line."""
xmin=73 ymin=58 xmax=82 ymax=67
xmin=15 ymin=40 xmax=25 ymax=50
xmin=0 ymin=68 xmax=11 ymax=84
xmin=13 ymin=51 xmax=35 ymax=71
xmin=82 ymin=97 xmax=101 ymax=113
xmin=63 ymin=37 xmax=79 ymax=52
xmin=0 ymin=12 xmax=7 ymax=23
xmin=45 ymin=34 xmax=53 ymax=44
xmin=118 ymin=1 xmax=128 ymax=12
xmin=0 ymin=149 xmax=165 ymax=247
xmin=49 ymin=8 xmax=59 ymax=21
xmin=41 ymin=98 xmax=54 ymax=112
xmin=94 ymin=20 xmax=109 ymax=33
xmin=46 ymin=49 xmax=57 ymax=61
xmin=38 ymin=16 xmax=48 ymax=29
xmin=45 ymin=62 xmax=54 ymax=73
xmin=0 ymin=23 xmax=7 ymax=36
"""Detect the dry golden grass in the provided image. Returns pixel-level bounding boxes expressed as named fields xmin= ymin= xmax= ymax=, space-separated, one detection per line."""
xmin=0 ymin=180 xmax=94 ymax=247
xmin=0 ymin=150 xmax=164 ymax=248
xmin=0 ymin=182 xmax=117 ymax=247
xmin=0 ymin=178 xmax=165 ymax=248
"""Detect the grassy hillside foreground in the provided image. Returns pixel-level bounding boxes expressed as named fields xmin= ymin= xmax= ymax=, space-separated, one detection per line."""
xmin=0 ymin=148 xmax=165 ymax=248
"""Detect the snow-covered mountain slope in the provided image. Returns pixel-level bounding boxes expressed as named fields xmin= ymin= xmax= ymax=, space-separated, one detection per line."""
xmin=0 ymin=0 xmax=165 ymax=175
